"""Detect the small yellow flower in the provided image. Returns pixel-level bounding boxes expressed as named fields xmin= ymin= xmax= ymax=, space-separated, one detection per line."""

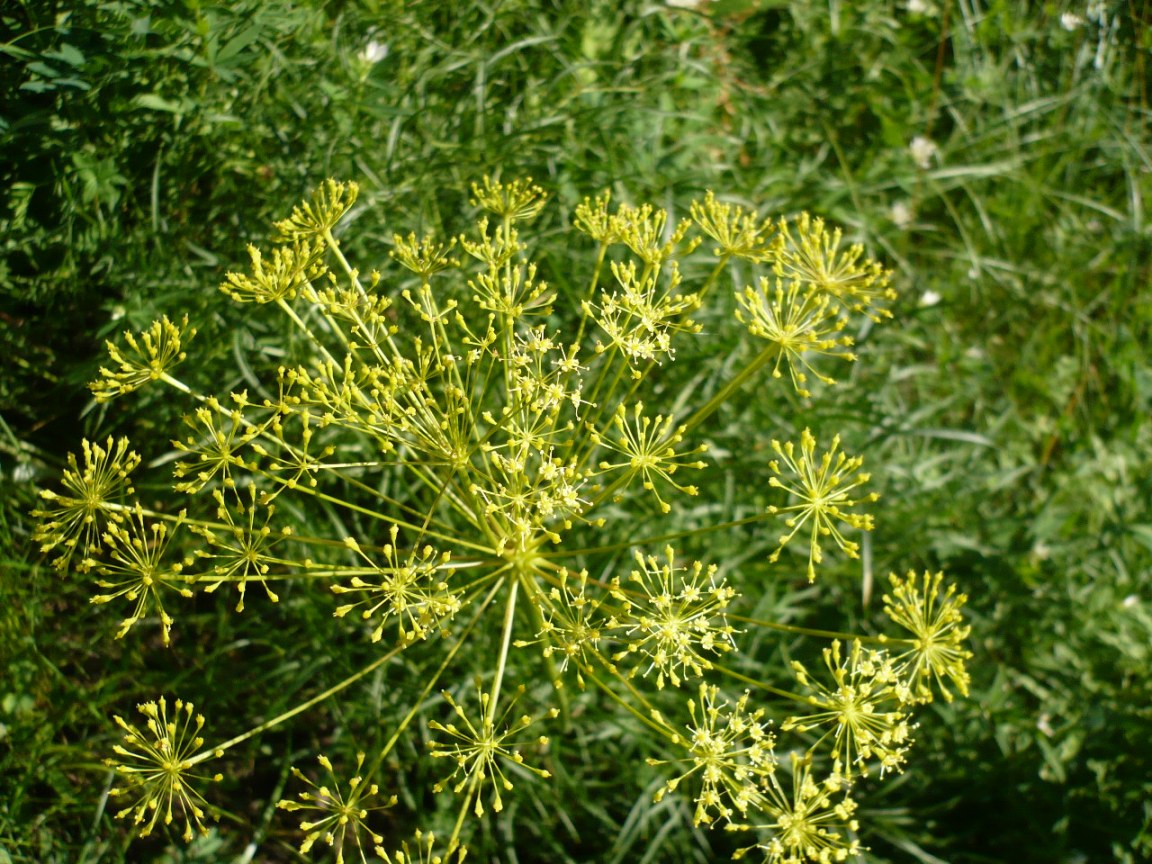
xmin=883 ymin=570 xmax=973 ymax=703
xmin=274 ymin=178 xmax=359 ymax=240
xmin=690 ymin=190 xmax=779 ymax=262
xmin=469 ymin=260 xmax=553 ymax=318
xmin=106 ymin=696 xmax=223 ymax=841
xmin=766 ymin=428 xmax=878 ymax=581
xmin=277 ymin=751 xmax=396 ymax=864
xmin=609 ymin=546 xmax=737 ymax=689
xmin=649 ymin=684 xmax=776 ymax=825
xmin=89 ymin=505 xmax=193 ymax=646
xmin=428 ymin=684 xmax=556 ymax=817
xmin=783 ymin=640 xmax=913 ymax=779
xmin=90 ymin=315 xmax=196 ymax=402
xmin=459 ymin=216 xmax=522 ymax=268
xmin=32 ymin=436 xmax=140 ymax=571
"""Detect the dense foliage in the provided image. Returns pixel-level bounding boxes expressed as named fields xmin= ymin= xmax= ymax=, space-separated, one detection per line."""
xmin=2 ymin=1 xmax=1149 ymax=862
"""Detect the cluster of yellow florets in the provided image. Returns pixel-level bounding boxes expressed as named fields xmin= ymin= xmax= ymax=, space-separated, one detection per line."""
xmin=34 ymin=178 xmax=966 ymax=863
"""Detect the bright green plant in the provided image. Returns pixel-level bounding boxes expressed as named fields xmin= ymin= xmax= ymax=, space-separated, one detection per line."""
xmin=32 ymin=178 xmax=971 ymax=861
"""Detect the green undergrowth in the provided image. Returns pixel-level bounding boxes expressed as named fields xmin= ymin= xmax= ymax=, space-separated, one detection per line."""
xmin=3 ymin=1 xmax=1151 ymax=862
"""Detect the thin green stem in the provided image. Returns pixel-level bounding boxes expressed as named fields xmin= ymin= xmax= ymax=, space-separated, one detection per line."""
xmin=677 ymin=342 xmax=779 ymax=439
xmin=190 ymin=643 xmax=406 ymax=764
xmin=727 ymin=614 xmax=885 ymax=645
xmin=366 ymin=576 xmax=505 ymax=779
xmin=487 ymin=575 xmax=519 ymax=722
xmin=712 ymin=664 xmax=814 ymax=706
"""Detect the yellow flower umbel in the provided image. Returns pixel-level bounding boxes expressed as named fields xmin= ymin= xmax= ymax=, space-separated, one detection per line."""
xmin=774 ymin=213 xmax=895 ymax=323
xmin=766 ymin=429 xmax=878 ymax=581
xmin=106 ymin=696 xmax=222 ymax=841
xmin=391 ymin=232 xmax=460 ymax=280
xmin=32 ymin=436 xmax=140 ymax=571
xmin=277 ymin=751 xmax=397 ymax=864
xmin=90 ymin=314 xmax=196 ymax=402
xmin=189 ymin=483 xmax=292 ymax=612
xmin=610 ymin=201 xmax=700 ymax=267
xmin=883 ymin=570 xmax=973 ymax=703
xmin=428 ymin=684 xmax=557 ymax=817
xmin=61 ymin=178 xmax=966 ymax=860
xmin=532 ymin=568 xmax=606 ymax=687
xmin=592 ymin=401 xmax=708 ymax=514
xmin=609 ymin=546 xmax=737 ymax=689
xmin=783 ymin=640 xmax=913 ymax=780
xmin=89 ymin=504 xmax=192 ymax=645
xmin=650 ymin=684 xmax=777 ymax=826
xmin=274 ymin=178 xmax=359 ymax=240
xmin=728 ymin=753 xmax=861 ymax=864
xmin=691 ymin=190 xmax=780 ymax=263
xmin=331 ymin=527 xmax=459 ymax=644
xmin=583 ymin=260 xmax=701 ymax=372
xmin=171 ymin=393 xmax=262 ymax=493
xmin=573 ymin=189 xmax=618 ymax=244
xmin=735 ymin=278 xmax=855 ymax=397
xmin=221 ymin=239 xmax=325 ymax=304
xmin=470 ymin=175 xmax=548 ymax=223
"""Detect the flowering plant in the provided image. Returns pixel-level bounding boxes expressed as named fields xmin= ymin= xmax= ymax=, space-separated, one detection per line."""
xmin=34 ymin=178 xmax=971 ymax=861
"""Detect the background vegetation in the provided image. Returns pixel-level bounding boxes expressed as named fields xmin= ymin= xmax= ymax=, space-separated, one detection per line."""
xmin=2 ymin=0 xmax=1149 ymax=862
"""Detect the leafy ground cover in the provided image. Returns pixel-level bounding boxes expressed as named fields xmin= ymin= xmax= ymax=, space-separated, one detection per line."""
xmin=2 ymin=1 xmax=1150 ymax=862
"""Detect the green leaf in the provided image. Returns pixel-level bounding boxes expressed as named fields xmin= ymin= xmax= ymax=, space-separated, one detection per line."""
xmin=216 ymin=25 xmax=261 ymax=65
xmin=25 ymin=61 xmax=59 ymax=78
xmin=133 ymin=93 xmax=187 ymax=114
xmin=45 ymin=43 xmax=85 ymax=67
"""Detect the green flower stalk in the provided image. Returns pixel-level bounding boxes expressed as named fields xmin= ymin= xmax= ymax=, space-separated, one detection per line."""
xmin=34 ymin=178 xmax=972 ymax=859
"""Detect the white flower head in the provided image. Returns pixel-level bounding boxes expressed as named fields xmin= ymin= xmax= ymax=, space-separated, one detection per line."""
xmin=906 ymin=0 xmax=933 ymax=14
xmin=909 ymin=136 xmax=939 ymax=170
xmin=358 ymin=40 xmax=389 ymax=65
xmin=919 ymin=290 xmax=941 ymax=308
xmin=890 ymin=201 xmax=913 ymax=230
xmin=1060 ymin=12 xmax=1084 ymax=30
